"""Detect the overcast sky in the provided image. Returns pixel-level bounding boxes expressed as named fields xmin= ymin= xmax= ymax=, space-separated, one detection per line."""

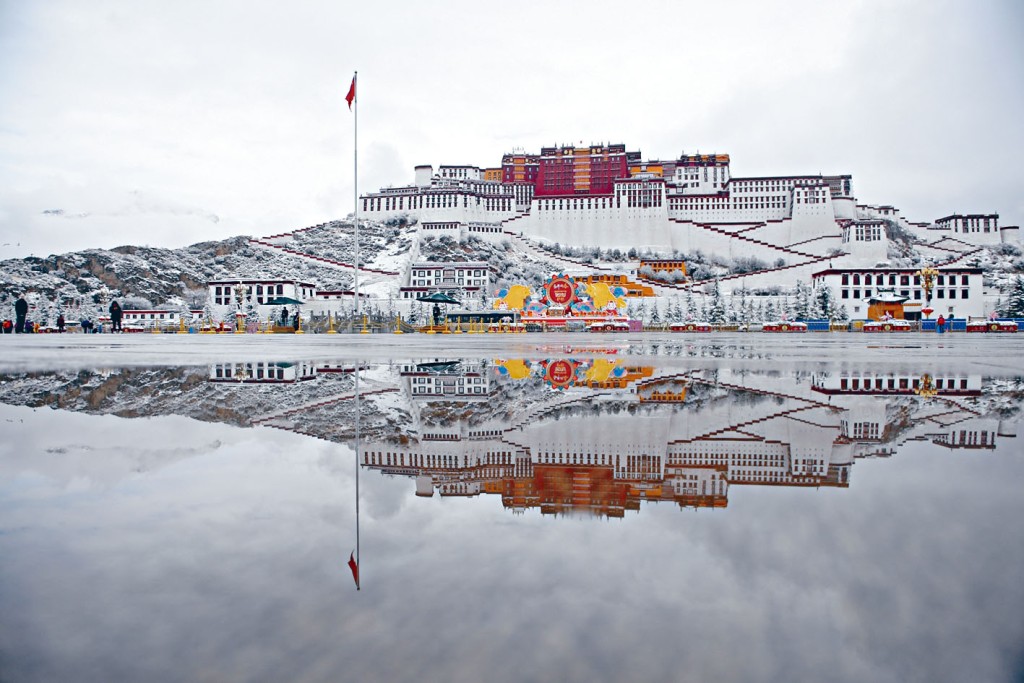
xmin=1 ymin=0 xmax=1022 ymax=259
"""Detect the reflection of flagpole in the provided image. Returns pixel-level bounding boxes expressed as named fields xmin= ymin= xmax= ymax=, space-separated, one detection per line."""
xmin=354 ymin=363 xmax=361 ymax=589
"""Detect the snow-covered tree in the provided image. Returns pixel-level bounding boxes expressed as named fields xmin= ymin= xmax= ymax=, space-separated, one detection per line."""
xmin=668 ymin=295 xmax=682 ymax=321
xmin=814 ymin=285 xmax=836 ymax=321
xmin=792 ymin=281 xmax=812 ymax=320
xmin=179 ymin=300 xmax=193 ymax=330
xmin=753 ymin=300 xmax=765 ymax=323
xmin=1004 ymin=275 xmax=1024 ymax=317
xmin=708 ymin=280 xmax=726 ymax=324
xmin=244 ymin=298 xmax=260 ymax=331
xmin=409 ymin=299 xmax=424 ymax=325
xmin=685 ymin=290 xmax=698 ymax=320
xmin=202 ymin=301 xmax=219 ymax=327
xmin=648 ymin=300 xmax=661 ymax=326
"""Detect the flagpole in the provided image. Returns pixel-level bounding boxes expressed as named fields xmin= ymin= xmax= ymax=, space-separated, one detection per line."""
xmin=353 ymin=71 xmax=360 ymax=317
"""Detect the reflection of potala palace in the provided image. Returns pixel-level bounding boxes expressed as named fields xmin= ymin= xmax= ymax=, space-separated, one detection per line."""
xmin=230 ymin=358 xmax=1014 ymax=518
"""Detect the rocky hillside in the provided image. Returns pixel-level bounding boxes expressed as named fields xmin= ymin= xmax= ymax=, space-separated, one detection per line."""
xmin=2 ymin=215 xmax=1023 ymax=326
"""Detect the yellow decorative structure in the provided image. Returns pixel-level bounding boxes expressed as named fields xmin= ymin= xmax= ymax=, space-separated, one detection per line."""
xmin=494 ymin=284 xmax=531 ymax=311
xmin=393 ymin=314 xmax=403 ymax=334
xmin=583 ymin=281 xmax=626 ymax=312
xmin=294 ymin=314 xmax=304 ymax=334
xmin=583 ymin=358 xmax=620 ymax=384
xmin=360 ymin=315 xmax=369 ymax=334
xmin=327 ymin=312 xmax=337 ymax=334
xmin=914 ymin=374 xmax=938 ymax=398
xmin=496 ymin=359 xmax=532 ymax=380
xmin=178 ymin=318 xmax=188 ymax=334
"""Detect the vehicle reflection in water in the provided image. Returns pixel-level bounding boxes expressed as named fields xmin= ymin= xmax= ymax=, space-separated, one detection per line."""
xmin=191 ymin=357 xmax=1020 ymax=518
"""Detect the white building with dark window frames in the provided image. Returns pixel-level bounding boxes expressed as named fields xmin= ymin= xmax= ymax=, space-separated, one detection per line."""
xmin=400 ymin=262 xmax=490 ymax=300
xmin=811 ymin=267 xmax=984 ymax=319
xmin=118 ymin=309 xmax=200 ymax=329
xmin=935 ymin=214 xmax=1000 ymax=243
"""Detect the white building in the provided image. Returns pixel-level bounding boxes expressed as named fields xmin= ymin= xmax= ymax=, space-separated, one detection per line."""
xmin=208 ymin=361 xmax=319 ymax=383
xmin=207 ymin=279 xmax=316 ymax=307
xmin=399 ymin=261 xmax=490 ymax=300
xmin=934 ymin=213 xmax=1001 ymax=244
xmin=811 ymin=267 xmax=985 ymax=319
xmin=119 ymin=309 xmax=199 ymax=329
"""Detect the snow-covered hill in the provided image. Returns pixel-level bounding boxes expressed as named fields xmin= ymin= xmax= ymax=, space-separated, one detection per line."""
xmin=2 ymin=216 xmax=1023 ymax=326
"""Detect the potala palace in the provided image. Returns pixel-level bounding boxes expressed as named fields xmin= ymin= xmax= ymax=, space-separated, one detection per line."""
xmin=235 ymin=140 xmax=1021 ymax=325
xmin=361 ymin=142 xmax=1016 ymax=257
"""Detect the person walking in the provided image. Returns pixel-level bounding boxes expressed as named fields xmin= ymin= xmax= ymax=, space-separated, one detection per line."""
xmin=14 ymin=296 xmax=27 ymax=333
xmin=56 ymin=313 xmax=65 ymax=333
xmin=936 ymin=315 xmax=945 ymax=334
xmin=109 ymin=300 xmax=123 ymax=332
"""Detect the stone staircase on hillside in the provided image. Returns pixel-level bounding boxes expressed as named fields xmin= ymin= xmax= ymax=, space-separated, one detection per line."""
xmin=670 ymin=218 xmax=821 ymax=261
xmin=262 ymin=222 xmax=337 ymax=243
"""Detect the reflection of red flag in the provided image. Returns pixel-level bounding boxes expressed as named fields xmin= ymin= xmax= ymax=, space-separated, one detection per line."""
xmin=345 ymin=75 xmax=356 ymax=110
xmin=348 ymin=551 xmax=359 ymax=588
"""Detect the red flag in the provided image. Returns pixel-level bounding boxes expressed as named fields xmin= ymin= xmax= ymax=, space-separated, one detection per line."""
xmin=348 ymin=551 xmax=359 ymax=588
xmin=345 ymin=75 xmax=356 ymax=110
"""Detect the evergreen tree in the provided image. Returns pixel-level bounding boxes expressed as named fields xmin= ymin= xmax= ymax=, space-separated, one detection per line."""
xmin=709 ymin=280 xmax=726 ymax=324
xmin=202 ymin=301 xmax=219 ymax=328
xmin=792 ymin=281 xmax=811 ymax=320
xmin=179 ymin=301 xmax=194 ymax=330
xmin=244 ymin=298 xmax=260 ymax=331
xmin=649 ymin=300 xmax=661 ymax=325
xmin=638 ymin=300 xmax=649 ymax=324
xmin=1004 ymin=275 xmax=1024 ymax=317
xmin=685 ymin=290 xmax=698 ymax=320
xmin=815 ymin=285 xmax=835 ymax=321
xmin=734 ymin=289 xmax=748 ymax=325
xmin=669 ymin=295 xmax=682 ymax=321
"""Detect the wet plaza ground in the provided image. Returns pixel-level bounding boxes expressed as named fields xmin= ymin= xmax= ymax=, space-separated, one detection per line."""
xmin=1 ymin=334 xmax=1023 ymax=682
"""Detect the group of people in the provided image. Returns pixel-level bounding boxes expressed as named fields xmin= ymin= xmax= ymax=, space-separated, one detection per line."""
xmin=4 ymin=296 xmax=124 ymax=333
xmin=279 ymin=307 xmax=299 ymax=330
